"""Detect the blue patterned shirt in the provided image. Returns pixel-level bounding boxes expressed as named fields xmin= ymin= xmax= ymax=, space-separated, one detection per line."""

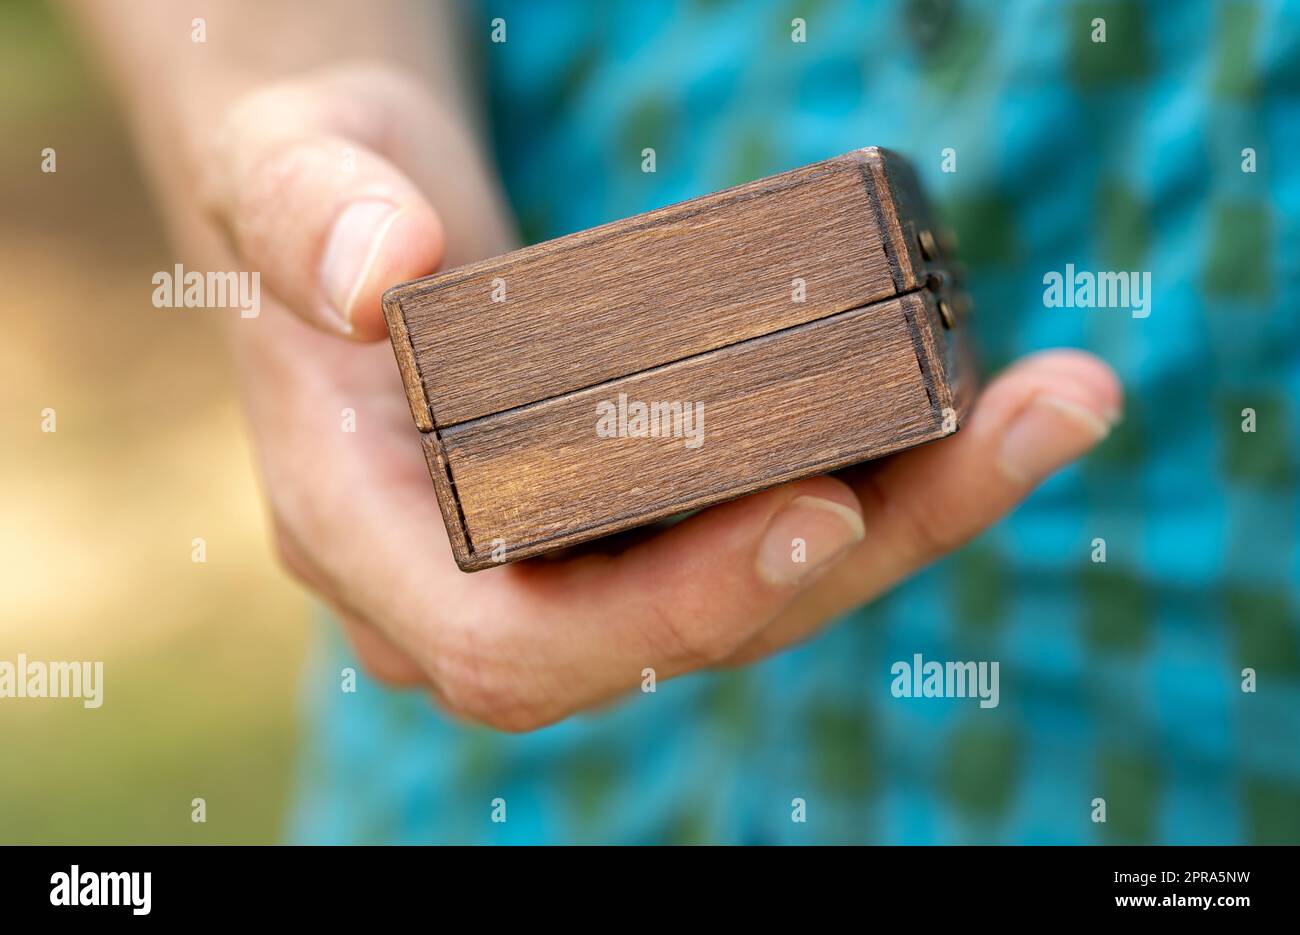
xmin=290 ymin=0 xmax=1300 ymax=844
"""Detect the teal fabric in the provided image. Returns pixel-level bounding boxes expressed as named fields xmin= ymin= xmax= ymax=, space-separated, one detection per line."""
xmin=289 ymin=0 xmax=1300 ymax=843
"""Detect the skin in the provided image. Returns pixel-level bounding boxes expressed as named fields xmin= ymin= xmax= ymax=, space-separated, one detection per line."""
xmin=67 ymin=1 xmax=1122 ymax=731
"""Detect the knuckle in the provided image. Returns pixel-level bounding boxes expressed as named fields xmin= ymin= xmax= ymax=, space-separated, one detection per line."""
xmin=351 ymin=648 xmax=405 ymax=687
xmin=332 ymin=61 xmax=417 ymax=98
xmin=899 ymin=497 xmax=965 ymax=558
xmin=233 ymin=137 xmax=331 ymax=228
xmin=267 ymin=513 xmax=318 ymax=587
xmin=343 ymin=637 xmax=403 ymax=686
xmin=427 ymin=642 xmax=553 ymax=733
xmin=652 ymin=598 xmax=742 ymax=667
xmin=343 ymin=627 xmax=423 ymax=689
xmin=439 ymin=684 xmax=550 ymax=733
xmin=868 ymin=472 xmax=964 ymax=560
xmin=204 ymin=85 xmax=334 ymax=233
xmin=324 ymin=61 xmax=436 ymax=116
xmin=202 ymin=84 xmax=298 ymax=200
xmin=474 ymin=707 xmax=551 ymax=734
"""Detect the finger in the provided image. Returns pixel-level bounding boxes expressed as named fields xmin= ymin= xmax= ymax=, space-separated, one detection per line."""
xmin=458 ymin=474 xmax=868 ymax=729
xmin=272 ymin=511 xmax=430 ymax=688
xmin=204 ymin=82 xmax=444 ymax=340
xmin=433 ymin=350 xmax=1116 ymax=728
xmin=852 ymin=348 xmax=1121 ymax=576
xmin=732 ymin=349 xmax=1122 ymax=660
xmin=338 ymin=611 xmax=427 ymax=687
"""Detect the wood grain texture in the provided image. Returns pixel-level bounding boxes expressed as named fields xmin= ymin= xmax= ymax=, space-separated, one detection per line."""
xmin=383 ymin=147 xmax=978 ymax=571
xmin=861 ymin=147 xmax=929 ymax=296
xmin=384 ymin=151 xmax=895 ymax=428
xmin=436 ymin=293 xmax=948 ymax=568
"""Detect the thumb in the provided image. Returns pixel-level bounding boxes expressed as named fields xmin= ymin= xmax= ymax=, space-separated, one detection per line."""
xmin=732 ymin=349 xmax=1122 ymax=660
xmin=204 ymin=90 xmax=443 ymax=340
xmin=557 ymin=474 xmax=869 ymax=677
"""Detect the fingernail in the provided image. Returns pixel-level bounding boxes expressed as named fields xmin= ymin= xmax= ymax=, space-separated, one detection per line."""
xmin=320 ymin=200 xmax=403 ymax=333
xmin=998 ymin=394 xmax=1112 ymax=484
xmin=757 ymin=495 xmax=865 ymax=587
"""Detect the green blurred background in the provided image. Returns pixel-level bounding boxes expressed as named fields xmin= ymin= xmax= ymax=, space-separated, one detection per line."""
xmin=0 ymin=1 xmax=309 ymax=843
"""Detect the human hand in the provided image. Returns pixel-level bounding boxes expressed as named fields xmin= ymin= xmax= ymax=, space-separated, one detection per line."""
xmin=203 ymin=65 xmax=1122 ymax=731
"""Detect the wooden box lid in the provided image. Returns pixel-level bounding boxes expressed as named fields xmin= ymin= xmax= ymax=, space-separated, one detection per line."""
xmin=383 ymin=147 xmax=939 ymax=432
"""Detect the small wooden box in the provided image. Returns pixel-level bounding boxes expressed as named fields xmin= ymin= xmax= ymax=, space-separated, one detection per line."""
xmin=383 ymin=148 xmax=975 ymax=571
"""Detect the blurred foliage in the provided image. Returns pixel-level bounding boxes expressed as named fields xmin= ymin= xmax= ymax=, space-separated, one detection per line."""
xmin=0 ymin=1 xmax=309 ymax=844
